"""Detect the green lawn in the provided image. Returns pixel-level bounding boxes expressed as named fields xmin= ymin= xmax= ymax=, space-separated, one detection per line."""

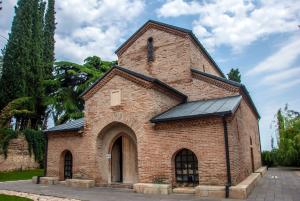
xmin=0 ymin=169 xmax=43 ymax=182
xmin=0 ymin=194 xmax=32 ymax=201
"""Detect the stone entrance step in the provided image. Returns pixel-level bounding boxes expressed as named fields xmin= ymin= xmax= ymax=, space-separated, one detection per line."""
xmin=107 ymin=183 xmax=133 ymax=189
xmin=173 ymin=187 xmax=196 ymax=194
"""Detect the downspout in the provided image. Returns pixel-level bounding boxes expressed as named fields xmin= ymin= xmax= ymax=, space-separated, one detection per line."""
xmin=44 ymin=132 xmax=48 ymax=177
xmin=257 ymin=120 xmax=263 ymax=167
xmin=223 ymin=116 xmax=231 ymax=198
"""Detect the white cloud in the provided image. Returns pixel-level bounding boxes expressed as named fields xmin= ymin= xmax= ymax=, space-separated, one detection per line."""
xmin=260 ymin=67 xmax=300 ymax=85
xmin=247 ymin=37 xmax=300 ymax=75
xmin=275 ymin=79 xmax=300 ymax=91
xmin=55 ymin=0 xmax=145 ymax=62
xmin=157 ymin=0 xmax=300 ymax=52
xmin=0 ymin=0 xmax=17 ymax=48
xmin=1 ymin=0 xmax=145 ymax=62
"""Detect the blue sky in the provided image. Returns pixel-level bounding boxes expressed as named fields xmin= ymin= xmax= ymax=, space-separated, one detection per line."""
xmin=1 ymin=0 xmax=300 ymax=150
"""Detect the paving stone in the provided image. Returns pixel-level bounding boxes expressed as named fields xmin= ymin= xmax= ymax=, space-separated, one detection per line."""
xmin=0 ymin=168 xmax=299 ymax=201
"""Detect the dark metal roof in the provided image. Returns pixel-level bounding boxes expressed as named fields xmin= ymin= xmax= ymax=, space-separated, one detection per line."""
xmin=191 ymin=68 xmax=260 ymax=119
xmin=44 ymin=118 xmax=84 ymax=133
xmin=115 ymin=20 xmax=225 ymax=78
xmin=151 ymin=95 xmax=242 ymax=123
xmin=80 ymin=65 xmax=187 ymax=101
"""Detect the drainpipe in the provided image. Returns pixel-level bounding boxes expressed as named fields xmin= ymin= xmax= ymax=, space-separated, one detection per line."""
xmin=223 ymin=116 xmax=231 ymax=198
xmin=44 ymin=132 xmax=48 ymax=177
xmin=257 ymin=120 xmax=263 ymax=167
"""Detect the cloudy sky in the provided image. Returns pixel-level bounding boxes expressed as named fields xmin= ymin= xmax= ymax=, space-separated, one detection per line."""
xmin=1 ymin=0 xmax=300 ymax=150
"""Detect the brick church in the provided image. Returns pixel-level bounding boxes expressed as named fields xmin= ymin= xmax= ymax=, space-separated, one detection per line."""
xmin=44 ymin=20 xmax=262 ymax=194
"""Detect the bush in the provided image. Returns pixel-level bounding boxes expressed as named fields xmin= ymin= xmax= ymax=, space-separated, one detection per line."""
xmin=262 ymin=150 xmax=279 ymax=167
xmin=0 ymin=128 xmax=17 ymax=158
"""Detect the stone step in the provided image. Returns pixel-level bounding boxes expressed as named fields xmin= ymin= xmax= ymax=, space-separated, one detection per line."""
xmin=108 ymin=183 xmax=133 ymax=189
xmin=173 ymin=187 xmax=196 ymax=194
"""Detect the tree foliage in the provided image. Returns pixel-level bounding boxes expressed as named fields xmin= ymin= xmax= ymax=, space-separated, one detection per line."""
xmin=45 ymin=56 xmax=113 ymax=125
xmin=0 ymin=97 xmax=35 ymax=129
xmin=43 ymin=0 xmax=55 ymax=79
xmin=0 ymin=0 xmax=34 ymax=110
xmin=0 ymin=55 xmax=3 ymax=78
xmin=0 ymin=128 xmax=18 ymax=158
xmin=227 ymin=68 xmax=241 ymax=83
xmin=24 ymin=129 xmax=45 ymax=165
xmin=262 ymin=106 xmax=300 ymax=167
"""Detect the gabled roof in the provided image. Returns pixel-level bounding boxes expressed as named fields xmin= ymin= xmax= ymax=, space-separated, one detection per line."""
xmin=191 ymin=68 xmax=260 ymax=119
xmin=44 ymin=118 xmax=84 ymax=133
xmin=115 ymin=20 xmax=225 ymax=78
xmin=80 ymin=65 xmax=187 ymax=101
xmin=151 ymin=95 xmax=242 ymax=123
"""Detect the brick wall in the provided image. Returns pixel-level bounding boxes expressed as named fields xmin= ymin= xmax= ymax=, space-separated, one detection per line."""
xmin=0 ymin=137 xmax=39 ymax=171
xmin=118 ymin=28 xmax=191 ymax=84
xmin=118 ymin=27 xmax=223 ymax=85
xmin=227 ymin=100 xmax=262 ymax=185
xmin=189 ymin=40 xmax=222 ymax=77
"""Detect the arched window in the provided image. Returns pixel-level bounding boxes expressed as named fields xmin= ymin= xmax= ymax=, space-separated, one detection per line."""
xmin=175 ymin=149 xmax=199 ymax=186
xmin=147 ymin=37 xmax=154 ymax=62
xmin=64 ymin=151 xmax=73 ymax=179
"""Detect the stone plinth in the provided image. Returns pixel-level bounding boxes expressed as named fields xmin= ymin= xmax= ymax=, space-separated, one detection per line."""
xmin=229 ymin=172 xmax=261 ymax=199
xmin=133 ymin=183 xmax=171 ymax=195
xmin=40 ymin=177 xmax=59 ymax=185
xmin=255 ymin=166 xmax=267 ymax=177
xmin=65 ymin=179 xmax=95 ymax=188
xmin=195 ymin=185 xmax=225 ymax=198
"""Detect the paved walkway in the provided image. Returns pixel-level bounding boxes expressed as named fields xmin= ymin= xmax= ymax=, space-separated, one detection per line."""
xmin=0 ymin=168 xmax=299 ymax=201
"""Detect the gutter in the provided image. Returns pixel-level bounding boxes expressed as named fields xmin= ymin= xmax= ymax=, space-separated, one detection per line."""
xmin=223 ymin=116 xmax=231 ymax=198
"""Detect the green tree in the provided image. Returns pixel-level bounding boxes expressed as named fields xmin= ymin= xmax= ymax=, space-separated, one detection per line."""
xmin=227 ymin=68 xmax=241 ymax=83
xmin=45 ymin=56 xmax=113 ymax=125
xmin=276 ymin=106 xmax=300 ymax=166
xmin=0 ymin=0 xmax=34 ymax=110
xmin=29 ymin=0 xmax=46 ymax=128
xmin=0 ymin=55 xmax=3 ymax=78
xmin=43 ymin=0 xmax=55 ymax=79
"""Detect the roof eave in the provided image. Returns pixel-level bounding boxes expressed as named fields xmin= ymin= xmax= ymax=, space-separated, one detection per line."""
xmin=43 ymin=127 xmax=84 ymax=134
xmin=191 ymin=68 xmax=260 ymax=119
xmin=150 ymin=111 xmax=232 ymax=123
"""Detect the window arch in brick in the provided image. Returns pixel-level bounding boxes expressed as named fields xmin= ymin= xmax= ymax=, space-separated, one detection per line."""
xmin=175 ymin=148 xmax=199 ymax=186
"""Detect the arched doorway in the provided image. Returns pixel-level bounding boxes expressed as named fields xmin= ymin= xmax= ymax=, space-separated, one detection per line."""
xmin=97 ymin=122 xmax=138 ymax=184
xmin=63 ymin=151 xmax=73 ymax=180
xmin=175 ymin=149 xmax=199 ymax=186
xmin=111 ymin=136 xmax=123 ymax=182
xmin=110 ymin=134 xmax=137 ymax=184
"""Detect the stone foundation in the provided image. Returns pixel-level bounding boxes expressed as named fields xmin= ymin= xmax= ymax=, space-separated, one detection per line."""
xmin=230 ymin=172 xmax=262 ymax=199
xmin=39 ymin=177 xmax=59 ymax=185
xmin=65 ymin=179 xmax=95 ymax=188
xmin=255 ymin=166 xmax=267 ymax=177
xmin=133 ymin=183 xmax=171 ymax=195
xmin=0 ymin=137 xmax=39 ymax=172
xmin=195 ymin=185 xmax=225 ymax=198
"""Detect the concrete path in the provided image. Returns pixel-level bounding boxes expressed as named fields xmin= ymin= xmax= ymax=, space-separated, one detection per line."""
xmin=0 ymin=168 xmax=299 ymax=201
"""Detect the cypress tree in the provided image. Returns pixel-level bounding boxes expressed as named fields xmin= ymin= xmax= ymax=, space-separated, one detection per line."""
xmin=29 ymin=0 xmax=46 ymax=128
xmin=43 ymin=0 xmax=55 ymax=79
xmin=0 ymin=56 xmax=3 ymax=78
xmin=0 ymin=0 xmax=34 ymax=110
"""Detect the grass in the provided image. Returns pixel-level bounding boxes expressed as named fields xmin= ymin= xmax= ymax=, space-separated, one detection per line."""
xmin=0 ymin=194 xmax=33 ymax=201
xmin=0 ymin=169 xmax=43 ymax=182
